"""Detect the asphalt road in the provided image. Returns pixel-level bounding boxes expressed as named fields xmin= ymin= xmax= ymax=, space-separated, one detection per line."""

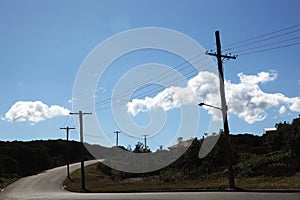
xmin=1 ymin=161 xmax=300 ymax=200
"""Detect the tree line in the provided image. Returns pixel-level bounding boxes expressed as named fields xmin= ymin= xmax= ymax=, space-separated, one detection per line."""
xmin=0 ymin=139 xmax=92 ymax=178
xmin=1 ymin=116 xmax=299 ymax=182
xmin=96 ymin=116 xmax=300 ymax=180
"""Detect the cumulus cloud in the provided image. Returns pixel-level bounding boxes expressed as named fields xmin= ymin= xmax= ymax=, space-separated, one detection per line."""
xmin=2 ymin=101 xmax=70 ymax=124
xmin=127 ymin=71 xmax=300 ymax=124
xmin=225 ymin=71 xmax=300 ymax=123
xmin=279 ymin=106 xmax=286 ymax=115
xmin=127 ymin=86 xmax=196 ymax=116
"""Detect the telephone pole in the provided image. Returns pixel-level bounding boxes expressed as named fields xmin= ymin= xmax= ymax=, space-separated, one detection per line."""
xmin=206 ymin=31 xmax=236 ymax=189
xmin=60 ymin=126 xmax=75 ymax=179
xmin=143 ymin=134 xmax=149 ymax=151
xmin=70 ymin=111 xmax=92 ymax=192
xmin=113 ymin=131 xmax=121 ymax=146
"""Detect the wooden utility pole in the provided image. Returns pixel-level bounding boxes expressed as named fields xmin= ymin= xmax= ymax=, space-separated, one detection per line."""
xmin=206 ymin=31 xmax=236 ymax=189
xmin=70 ymin=111 xmax=92 ymax=192
xmin=60 ymin=126 xmax=75 ymax=179
xmin=143 ymin=134 xmax=149 ymax=151
xmin=113 ymin=131 xmax=121 ymax=146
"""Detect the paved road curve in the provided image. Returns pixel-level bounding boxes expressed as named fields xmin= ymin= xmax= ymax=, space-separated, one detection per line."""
xmin=1 ymin=161 xmax=300 ymax=200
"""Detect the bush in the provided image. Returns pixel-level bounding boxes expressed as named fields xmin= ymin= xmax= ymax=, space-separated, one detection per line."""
xmin=159 ymin=168 xmax=186 ymax=182
xmin=97 ymin=163 xmax=112 ymax=176
xmin=236 ymin=150 xmax=295 ymax=177
xmin=0 ymin=155 xmax=20 ymax=175
xmin=0 ymin=164 xmax=4 ymax=176
xmin=50 ymin=155 xmax=65 ymax=167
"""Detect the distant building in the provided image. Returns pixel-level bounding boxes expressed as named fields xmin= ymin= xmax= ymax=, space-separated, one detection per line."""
xmin=292 ymin=114 xmax=300 ymax=125
xmin=263 ymin=127 xmax=277 ymax=135
xmin=168 ymin=139 xmax=193 ymax=150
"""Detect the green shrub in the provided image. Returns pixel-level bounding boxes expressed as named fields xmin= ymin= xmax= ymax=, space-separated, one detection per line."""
xmin=159 ymin=168 xmax=186 ymax=182
xmin=0 ymin=155 xmax=20 ymax=175
xmin=236 ymin=150 xmax=295 ymax=177
xmin=97 ymin=163 xmax=112 ymax=176
xmin=0 ymin=164 xmax=4 ymax=177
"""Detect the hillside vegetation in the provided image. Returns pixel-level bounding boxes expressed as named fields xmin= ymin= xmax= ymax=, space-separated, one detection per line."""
xmin=0 ymin=139 xmax=92 ymax=187
xmin=1 ymin=116 xmax=300 ymax=190
xmin=65 ymin=116 xmax=300 ymax=191
xmin=93 ymin=116 xmax=300 ymax=180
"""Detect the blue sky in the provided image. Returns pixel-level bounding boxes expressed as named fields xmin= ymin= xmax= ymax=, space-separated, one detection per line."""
xmin=0 ymin=0 xmax=299 ymax=150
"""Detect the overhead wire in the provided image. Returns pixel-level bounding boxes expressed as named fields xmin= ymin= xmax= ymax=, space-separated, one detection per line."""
xmin=76 ymin=53 xmax=212 ymax=112
xmin=223 ymin=28 xmax=300 ymax=52
xmin=63 ymin=23 xmax=300 ymax=124
xmin=95 ymin=63 xmax=216 ymax=112
xmin=215 ymin=23 xmax=300 ymax=57
xmin=95 ymin=59 xmax=216 ymax=111
xmin=62 ymin=115 xmax=70 ymax=127
xmin=60 ymin=53 xmax=215 ymax=130
xmin=74 ymin=53 xmax=207 ymax=112
xmin=238 ymin=41 xmax=300 ymax=56
xmin=232 ymin=35 xmax=300 ymax=55
xmin=102 ymin=23 xmax=300 ymax=113
xmin=60 ymin=23 xmax=300 ymax=144
xmin=95 ymin=54 xmax=210 ymax=107
xmin=223 ymin=23 xmax=300 ymax=49
xmin=64 ymin=24 xmax=300 ymax=122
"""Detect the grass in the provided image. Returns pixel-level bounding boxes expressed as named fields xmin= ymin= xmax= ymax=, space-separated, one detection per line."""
xmin=235 ymin=175 xmax=300 ymax=189
xmin=0 ymin=177 xmax=18 ymax=190
xmin=64 ymin=163 xmax=300 ymax=192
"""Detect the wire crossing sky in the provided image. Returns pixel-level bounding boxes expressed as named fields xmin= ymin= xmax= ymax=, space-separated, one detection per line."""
xmin=0 ymin=0 xmax=299 ymax=151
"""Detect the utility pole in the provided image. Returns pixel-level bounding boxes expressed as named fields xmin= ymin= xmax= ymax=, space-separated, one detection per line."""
xmin=206 ymin=31 xmax=236 ymax=189
xmin=70 ymin=111 xmax=92 ymax=192
xmin=60 ymin=126 xmax=75 ymax=179
xmin=113 ymin=131 xmax=121 ymax=146
xmin=143 ymin=134 xmax=149 ymax=151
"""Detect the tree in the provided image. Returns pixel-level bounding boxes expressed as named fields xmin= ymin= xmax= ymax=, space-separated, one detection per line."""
xmin=0 ymin=155 xmax=20 ymax=175
xmin=177 ymin=137 xmax=183 ymax=143
xmin=133 ymin=142 xmax=144 ymax=153
xmin=133 ymin=142 xmax=151 ymax=153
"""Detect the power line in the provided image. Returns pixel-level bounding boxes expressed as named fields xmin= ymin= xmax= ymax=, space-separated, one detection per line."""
xmin=94 ymin=63 xmax=215 ymax=110
xmin=62 ymin=115 xmax=70 ymax=127
xmin=82 ymin=38 xmax=300 ymax=113
xmin=75 ymin=53 xmax=208 ymax=112
xmin=95 ymin=64 xmax=216 ymax=112
xmin=238 ymin=41 xmax=300 ymax=56
xmin=96 ymin=59 xmax=214 ymax=109
xmin=95 ymin=54 xmax=208 ymax=103
xmin=85 ymin=134 xmax=104 ymax=139
xmin=84 ymin=54 xmax=212 ymax=112
xmin=70 ymin=23 xmax=300 ymax=115
xmin=223 ymin=23 xmax=300 ymax=48
xmin=224 ymin=28 xmax=300 ymax=52
xmin=72 ymin=24 xmax=300 ymax=115
xmin=232 ymin=36 xmax=300 ymax=55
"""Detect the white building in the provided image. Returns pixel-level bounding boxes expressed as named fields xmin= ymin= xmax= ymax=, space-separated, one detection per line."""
xmin=263 ymin=127 xmax=277 ymax=135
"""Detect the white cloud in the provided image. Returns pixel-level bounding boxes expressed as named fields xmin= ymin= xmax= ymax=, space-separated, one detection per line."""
xmin=237 ymin=71 xmax=277 ymax=84
xmin=127 ymin=71 xmax=300 ymax=124
xmin=279 ymin=106 xmax=286 ymax=115
xmin=285 ymin=97 xmax=300 ymax=112
xmin=225 ymin=71 xmax=290 ymax=124
xmin=127 ymin=86 xmax=196 ymax=116
xmin=2 ymin=101 xmax=70 ymax=124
